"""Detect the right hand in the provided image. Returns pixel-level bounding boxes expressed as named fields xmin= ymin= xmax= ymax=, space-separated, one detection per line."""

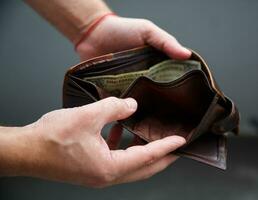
xmin=8 ymin=97 xmax=185 ymax=188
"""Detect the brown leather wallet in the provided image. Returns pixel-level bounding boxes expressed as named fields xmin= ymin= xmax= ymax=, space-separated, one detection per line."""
xmin=63 ymin=46 xmax=240 ymax=170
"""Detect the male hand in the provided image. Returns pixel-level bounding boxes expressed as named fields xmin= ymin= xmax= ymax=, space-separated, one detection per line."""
xmin=1 ymin=97 xmax=185 ymax=188
xmin=76 ymin=15 xmax=191 ymax=60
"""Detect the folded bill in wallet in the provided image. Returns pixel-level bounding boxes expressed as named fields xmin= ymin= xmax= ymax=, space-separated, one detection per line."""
xmin=84 ymin=60 xmax=201 ymax=96
xmin=63 ymin=46 xmax=240 ymax=170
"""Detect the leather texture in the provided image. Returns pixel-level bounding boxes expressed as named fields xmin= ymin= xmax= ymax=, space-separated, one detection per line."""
xmin=62 ymin=46 xmax=240 ymax=170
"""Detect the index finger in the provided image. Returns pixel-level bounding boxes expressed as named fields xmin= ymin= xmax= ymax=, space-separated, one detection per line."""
xmin=110 ymin=135 xmax=186 ymax=176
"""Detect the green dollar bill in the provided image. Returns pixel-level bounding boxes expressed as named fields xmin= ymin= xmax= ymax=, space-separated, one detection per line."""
xmin=148 ymin=60 xmax=201 ymax=82
xmin=84 ymin=60 xmax=201 ymax=96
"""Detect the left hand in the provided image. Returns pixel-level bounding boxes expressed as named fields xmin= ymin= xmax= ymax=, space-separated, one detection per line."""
xmin=76 ymin=15 xmax=191 ymax=61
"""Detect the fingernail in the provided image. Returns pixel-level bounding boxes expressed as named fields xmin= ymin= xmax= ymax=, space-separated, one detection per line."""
xmin=175 ymin=136 xmax=186 ymax=145
xmin=167 ymin=135 xmax=186 ymax=145
xmin=124 ymin=98 xmax=137 ymax=110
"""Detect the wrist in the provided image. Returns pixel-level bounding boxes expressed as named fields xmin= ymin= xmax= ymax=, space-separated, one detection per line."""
xmin=74 ymin=12 xmax=116 ymax=49
xmin=0 ymin=125 xmax=39 ymax=177
xmin=26 ymin=0 xmax=111 ymax=43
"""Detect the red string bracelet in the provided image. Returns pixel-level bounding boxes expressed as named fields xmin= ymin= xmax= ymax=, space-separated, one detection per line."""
xmin=74 ymin=12 xmax=116 ymax=50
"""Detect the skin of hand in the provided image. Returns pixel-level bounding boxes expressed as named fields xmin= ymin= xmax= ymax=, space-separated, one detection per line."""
xmin=0 ymin=97 xmax=186 ymax=188
xmin=76 ymin=15 xmax=192 ymax=61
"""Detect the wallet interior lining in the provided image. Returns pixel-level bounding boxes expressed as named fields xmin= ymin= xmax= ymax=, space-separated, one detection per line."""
xmin=120 ymin=71 xmax=215 ymax=142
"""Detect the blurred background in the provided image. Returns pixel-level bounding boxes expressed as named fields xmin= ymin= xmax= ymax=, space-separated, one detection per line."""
xmin=0 ymin=0 xmax=257 ymax=199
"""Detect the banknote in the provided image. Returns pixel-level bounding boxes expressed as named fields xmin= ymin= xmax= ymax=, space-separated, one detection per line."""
xmin=84 ymin=60 xmax=201 ymax=96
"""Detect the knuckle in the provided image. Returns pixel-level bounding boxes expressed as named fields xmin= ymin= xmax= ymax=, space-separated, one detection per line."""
xmin=74 ymin=105 xmax=99 ymax=127
xmin=146 ymin=154 xmax=156 ymax=166
xmin=36 ymin=111 xmax=57 ymax=130
xmin=107 ymin=97 xmax=122 ymax=107
xmin=79 ymin=110 xmax=96 ymax=124
xmin=106 ymin=97 xmax=128 ymax=112
xmin=38 ymin=112 xmax=51 ymax=125
xmin=95 ymin=165 xmax=117 ymax=185
xmin=143 ymin=147 xmax=157 ymax=165
xmin=138 ymin=19 xmax=156 ymax=38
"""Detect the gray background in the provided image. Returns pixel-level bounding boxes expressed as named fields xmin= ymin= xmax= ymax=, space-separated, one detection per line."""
xmin=0 ymin=0 xmax=258 ymax=200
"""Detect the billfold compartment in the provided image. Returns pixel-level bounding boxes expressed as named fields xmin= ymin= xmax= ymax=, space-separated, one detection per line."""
xmin=63 ymin=46 xmax=240 ymax=170
xmin=119 ymin=71 xmax=216 ymax=142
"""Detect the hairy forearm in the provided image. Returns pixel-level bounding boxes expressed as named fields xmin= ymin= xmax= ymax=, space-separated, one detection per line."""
xmin=25 ymin=0 xmax=111 ymax=43
xmin=0 ymin=126 xmax=38 ymax=177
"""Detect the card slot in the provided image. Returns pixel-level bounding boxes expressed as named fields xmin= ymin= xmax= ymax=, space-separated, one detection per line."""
xmin=74 ymin=58 xmax=130 ymax=76
xmin=63 ymin=77 xmax=98 ymax=107
xmin=76 ymin=53 xmax=166 ymax=78
xmin=73 ymin=49 xmax=165 ymax=77
xmin=66 ymin=86 xmax=89 ymax=98
xmin=69 ymin=75 xmax=101 ymax=100
xmin=77 ymin=56 xmax=146 ymax=77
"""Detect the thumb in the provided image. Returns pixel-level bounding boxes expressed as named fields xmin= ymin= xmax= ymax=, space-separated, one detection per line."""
xmin=89 ymin=97 xmax=138 ymax=125
xmin=143 ymin=21 xmax=191 ymax=60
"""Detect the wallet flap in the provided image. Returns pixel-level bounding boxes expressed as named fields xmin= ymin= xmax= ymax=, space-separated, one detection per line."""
xmin=177 ymin=134 xmax=227 ymax=169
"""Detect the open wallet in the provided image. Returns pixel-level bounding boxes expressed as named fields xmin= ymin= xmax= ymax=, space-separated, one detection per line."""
xmin=63 ymin=46 xmax=240 ymax=170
